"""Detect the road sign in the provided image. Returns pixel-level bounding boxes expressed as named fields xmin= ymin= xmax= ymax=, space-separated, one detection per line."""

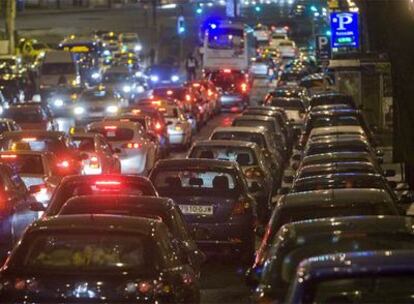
xmin=330 ymin=12 xmax=359 ymax=48
xmin=315 ymin=35 xmax=331 ymax=60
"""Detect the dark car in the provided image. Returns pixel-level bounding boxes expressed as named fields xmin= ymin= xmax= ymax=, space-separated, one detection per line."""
xmin=149 ymin=159 xmax=256 ymax=262
xmin=247 ymin=188 xmax=400 ymax=285
xmin=0 ymin=215 xmax=200 ymax=303
xmin=147 ymin=64 xmax=181 ymax=87
xmin=309 ymin=92 xmax=356 ymax=110
xmin=0 ymin=163 xmax=40 ymax=258
xmin=253 ymin=216 xmax=414 ymax=303
xmin=3 ymin=104 xmax=57 ymax=131
xmin=0 ymin=131 xmax=83 ymax=175
xmin=188 ymin=140 xmax=274 ymax=223
xmin=264 ymin=97 xmax=306 ymax=127
xmin=38 ymin=175 xmax=158 ymax=216
xmin=58 ymin=195 xmax=205 ymax=276
xmin=287 ymin=250 xmax=414 ymax=303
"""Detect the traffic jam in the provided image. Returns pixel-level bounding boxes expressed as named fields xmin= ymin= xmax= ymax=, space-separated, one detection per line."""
xmin=0 ymin=4 xmax=411 ymax=304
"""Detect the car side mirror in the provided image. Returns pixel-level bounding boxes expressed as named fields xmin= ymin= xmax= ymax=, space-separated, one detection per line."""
xmin=278 ymin=187 xmax=289 ymax=195
xmin=30 ymin=201 xmax=46 ymax=212
xmin=283 ymin=175 xmax=294 ymax=184
xmin=384 ymin=169 xmax=396 ymax=177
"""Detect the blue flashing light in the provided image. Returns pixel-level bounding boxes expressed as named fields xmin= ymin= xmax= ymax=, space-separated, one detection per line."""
xmin=310 ymin=5 xmax=317 ymax=12
xmin=210 ymin=23 xmax=217 ymax=29
xmin=196 ymin=7 xmax=202 ymax=14
xmin=326 ymin=30 xmax=332 ymax=36
xmin=178 ymin=26 xmax=185 ymax=34
xmin=255 ymin=5 xmax=261 ymax=12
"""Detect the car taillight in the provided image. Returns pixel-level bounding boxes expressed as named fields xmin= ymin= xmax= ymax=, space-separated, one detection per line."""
xmin=245 ymin=167 xmax=264 ymax=178
xmin=231 ymin=200 xmax=250 ymax=216
xmin=240 ymin=82 xmax=248 ymax=93
xmin=207 ymin=89 xmax=213 ymax=97
xmin=223 ymin=69 xmax=232 ymax=73
xmin=104 ymin=126 xmax=117 ymax=130
xmin=57 ymin=160 xmax=70 ymax=169
xmin=124 ymin=142 xmax=142 ymax=149
xmin=155 ymin=121 xmax=162 ymax=131
xmin=0 ymin=154 xmax=17 ymax=159
xmin=89 ymin=156 xmax=100 ymax=169
xmin=185 ymin=94 xmax=192 ymax=102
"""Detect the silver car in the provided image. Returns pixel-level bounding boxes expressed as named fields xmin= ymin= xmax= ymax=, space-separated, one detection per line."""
xmin=87 ymin=120 xmax=158 ymax=176
xmin=162 ymin=104 xmax=192 ymax=148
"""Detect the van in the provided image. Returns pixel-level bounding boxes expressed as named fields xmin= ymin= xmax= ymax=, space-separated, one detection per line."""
xmin=39 ymin=51 xmax=80 ymax=92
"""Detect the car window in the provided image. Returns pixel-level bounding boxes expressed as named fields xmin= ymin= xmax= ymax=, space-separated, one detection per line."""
xmin=0 ymin=154 xmax=45 ymax=175
xmin=0 ymin=137 xmax=66 ymax=154
xmin=211 ymin=132 xmax=266 ymax=148
xmin=91 ymin=127 xmax=135 ymax=142
xmin=190 ymin=146 xmax=257 ymax=166
xmin=70 ymin=137 xmax=95 ymax=152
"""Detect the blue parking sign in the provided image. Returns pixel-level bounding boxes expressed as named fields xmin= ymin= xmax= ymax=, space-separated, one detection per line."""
xmin=330 ymin=12 xmax=359 ymax=48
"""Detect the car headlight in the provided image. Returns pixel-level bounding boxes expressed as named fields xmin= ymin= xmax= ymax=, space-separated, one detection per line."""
xmin=54 ymin=99 xmax=64 ymax=107
xmin=150 ymin=75 xmax=159 ymax=82
xmin=106 ymin=105 xmax=119 ymax=113
xmin=103 ymin=50 xmax=111 ymax=56
xmin=171 ymin=75 xmax=179 ymax=82
xmin=74 ymin=106 xmax=85 ymax=115
xmin=123 ymin=85 xmax=131 ymax=93
xmin=136 ymin=85 xmax=145 ymax=93
xmin=135 ymin=71 xmax=143 ymax=77
xmin=134 ymin=44 xmax=142 ymax=52
xmin=91 ymin=72 xmax=101 ymax=79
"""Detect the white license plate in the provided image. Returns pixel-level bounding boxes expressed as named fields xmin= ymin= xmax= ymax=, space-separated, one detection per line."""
xmin=179 ymin=205 xmax=213 ymax=215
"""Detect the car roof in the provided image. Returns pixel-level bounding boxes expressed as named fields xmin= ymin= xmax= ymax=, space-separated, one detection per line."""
xmin=303 ymin=151 xmax=373 ymax=163
xmin=154 ymin=158 xmax=238 ymax=171
xmin=212 ymin=126 xmax=267 ymax=134
xmin=279 ymin=188 xmax=393 ymax=208
xmin=1 ymin=130 xmax=65 ymax=138
xmin=234 ymin=115 xmax=276 ymax=122
xmin=298 ymin=250 xmax=414 ymax=278
xmin=7 ymin=104 xmax=42 ymax=110
xmin=28 ymin=214 xmax=163 ymax=236
xmin=191 ymin=139 xmax=259 ymax=149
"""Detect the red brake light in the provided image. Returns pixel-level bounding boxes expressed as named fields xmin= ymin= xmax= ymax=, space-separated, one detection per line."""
xmin=138 ymin=281 xmax=153 ymax=293
xmin=155 ymin=122 xmax=162 ymax=130
xmin=125 ymin=142 xmax=142 ymax=149
xmin=207 ymin=89 xmax=213 ymax=97
xmin=104 ymin=126 xmax=117 ymax=130
xmin=241 ymin=82 xmax=248 ymax=93
xmin=151 ymin=100 xmax=161 ymax=106
xmin=57 ymin=160 xmax=70 ymax=168
xmin=132 ymin=109 xmax=141 ymax=115
xmin=192 ymin=83 xmax=200 ymax=88
xmin=223 ymin=69 xmax=232 ymax=73
xmin=166 ymin=90 xmax=173 ymax=95
xmin=95 ymin=180 xmax=121 ymax=186
xmin=245 ymin=167 xmax=263 ymax=178
xmin=0 ymin=154 xmax=17 ymax=159
xmin=185 ymin=94 xmax=192 ymax=102
xmin=158 ymin=107 xmax=166 ymax=112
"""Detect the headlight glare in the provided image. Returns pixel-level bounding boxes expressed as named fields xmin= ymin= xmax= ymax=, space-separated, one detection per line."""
xmin=74 ymin=106 xmax=85 ymax=115
xmin=106 ymin=105 xmax=119 ymax=113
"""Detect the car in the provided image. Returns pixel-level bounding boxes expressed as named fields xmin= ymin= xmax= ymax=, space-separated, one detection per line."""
xmin=309 ymin=92 xmax=356 ymax=110
xmin=232 ymin=115 xmax=288 ymax=160
xmin=122 ymin=105 xmax=170 ymax=156
xmin=264 ymin=97 xmax=306 ymax=128
xmin=0 ymin=118 xmax=20 ymax=134
xmin=0 ymin=151 xmax=62 ymax=204
xmin=299 ymin=72 xmax=332 ymax=96
xmin=206 ymin=69 xmax=249 ymax=112
xmin=0 ymin=163 xmax=40 ymax=257
xmin=72 ymin=87 xmax=126 ymax=123
xmin=119 ymin=32 xmax=142 ymax=53
xmin=307 ymin=125 xmax=367 ymax=144
xmin=249 ymin=57 xmax=274 ymax=78
xmin=0 ymin=130 xmax=83 ymax=175
xmin=210 ymin=126 xmax=284 ymax=183
xmin=265 ymin=86 xmax=307 ymax=101
xmin=147 ymin=64 xmax=181 ymax=87
xmin=3 ymin=104 xmax=58 ymax=131
xmin=69 ymin=132 xmax=121 ymax=174
xmin=102 ymin=66 xmax=137 ymax=100
xmin=149 ymin=159 xmax=256 ymax=262
xmin=0 ymin=215 xmax=200 ymax=303
xmin=188 ymin=140 xmax=274 ymax=223
xmin=58 ymin=195 xmax=205 ymax=276
xmin=87 ymin=120 xmax=158 ymax=175
xmin=287 ymin=250 xmax=414 ymax=303
xmin=253 ymin=216 xmax=414 ymax=303
xmin=277 ymin=40 xmax=297 ymax=58
xmin=277 ymin=69 xmax=306 ymax=87
xmin=247 ymin=189 xmax=401 ymax=286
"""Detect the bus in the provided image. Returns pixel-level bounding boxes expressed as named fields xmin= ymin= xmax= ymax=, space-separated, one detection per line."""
xmin=202 ymin=20 xmax=253 ymax=71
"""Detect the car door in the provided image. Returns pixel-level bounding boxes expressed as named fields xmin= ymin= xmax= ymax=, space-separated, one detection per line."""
xmin=2 ymin=167 xmax=37 ymax=242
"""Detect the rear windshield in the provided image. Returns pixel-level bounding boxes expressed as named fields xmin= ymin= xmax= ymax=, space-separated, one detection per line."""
xmin=81 ymin=90 xmax=115 ymax=102
xmin=301 ymin=79 xmax=325 ymax=88
xmin=70 ymin=137 xmax=95 ymax=152
xmin=311 ymin=95 xmax=355 ymax=108
xmin=41 ymin=63 xmax=75 ymax=75
xmin=210 ymin=72 xmax=244 ymax=91
xmin=268 ymin=98 xmax=305 ymax=111
xmin=312 ymin=116 xmax=360 ymax=128
xmin=20 ymin=232 xmax=155 ymax=273
xmin=91 ymin=127 xmax=134 ymax=142
xmin=233 ymin=120 xmax=275 ymax=133
xmin=4 ymin=108 xmax=46 ymax=123
xmin=0 ymin=154 xmax=44 ymax=175
xmin=189 ymin=146 xmax=257 ymax=165
xmin=153 ymin=169 xmax=238 ymax=197
xmin=211 ymin=131 xmax=266 ymax=149
xmin=0 ymin=137 xmax=66 ymax=154
xmin=293 ymin=176 xmax=386 ymax=192
xmin=47 ymin=179 xmax=156 ymax=216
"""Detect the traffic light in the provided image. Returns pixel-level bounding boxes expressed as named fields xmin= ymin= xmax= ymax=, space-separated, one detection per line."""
xmin=310 ymin=5 xmax=317 ymax=12
xmin=177 ymin=16 xmax=185 ymax=35
xmin=255 ymin=5 xmax=261 ymax=12
xmin=196 ymin=7 xmax=203 ymax=14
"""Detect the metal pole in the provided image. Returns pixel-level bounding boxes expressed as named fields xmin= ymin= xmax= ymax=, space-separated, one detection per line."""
xmin=6 ymin=0 xmax=16 ymax=55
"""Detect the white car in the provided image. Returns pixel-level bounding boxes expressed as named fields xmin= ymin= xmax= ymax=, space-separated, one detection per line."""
xmin=309 ymin=125 xmax=367 ymax=142
xmin=119 ymin=32 xmax=142 ymax=53
xmin=277 ymin=40 xmax=297 ymax=58
xmin=161 ymin=105 xmax=192 ymax=148
xmin=69 ymin=133 xmax=121 ymax=175
xmin=270 ymin=33 xmax=287 ymax=48
xmin=87 ymin=120 xmax=158 ymax=176
xmin=0 ymin=151 xmax=61 ymax=205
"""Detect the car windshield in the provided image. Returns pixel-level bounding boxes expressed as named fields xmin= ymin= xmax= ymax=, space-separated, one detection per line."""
xmin=20 ymin=232 xmax=154 ymax=273
xmin=268 ymin=98 xmax=305 ymax=111
xmin=47 ymin=179 xmax=156 ymax=215
xmin=309 ymin=275 xmax=414 ymax=303
xmin=70 ymin=137 xmax=95 ymax=152
xmin=301 ymin=79 xmax=325 ymax=88
xmin=91 ymin=127 xmax=134 ymax=142
xmin=41 ymin=63 xmax=75 ymax=75
xmin=190 ymin=146 xmax=257 ymax=165
xmin=153 ymin=169 xmax=238 ymax=197
xmin=211 ymin=131 xmax=266 ymax=148
xmin=233 ymin=120 xmax=275 ymax=133
xmin=4 ymin=108 xmax=46 ymax=123
xmin=272 ymin=90 xmax=302 ymax=98
xmin=0 ymin=137 xmax=66 ymax=154
xmin=122 ymin=37 xmax=138 ymax=43
xmin=0 ymin=154 xmax=44 ymax=175
xmin=81 ymin=90 xmax=115 ymax=102
xmin=312 ymin=116 xmax=360 ymax=128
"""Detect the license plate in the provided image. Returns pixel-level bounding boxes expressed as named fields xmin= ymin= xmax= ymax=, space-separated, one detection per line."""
xmin=179 ymin=205 xmax=213 ymax=215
